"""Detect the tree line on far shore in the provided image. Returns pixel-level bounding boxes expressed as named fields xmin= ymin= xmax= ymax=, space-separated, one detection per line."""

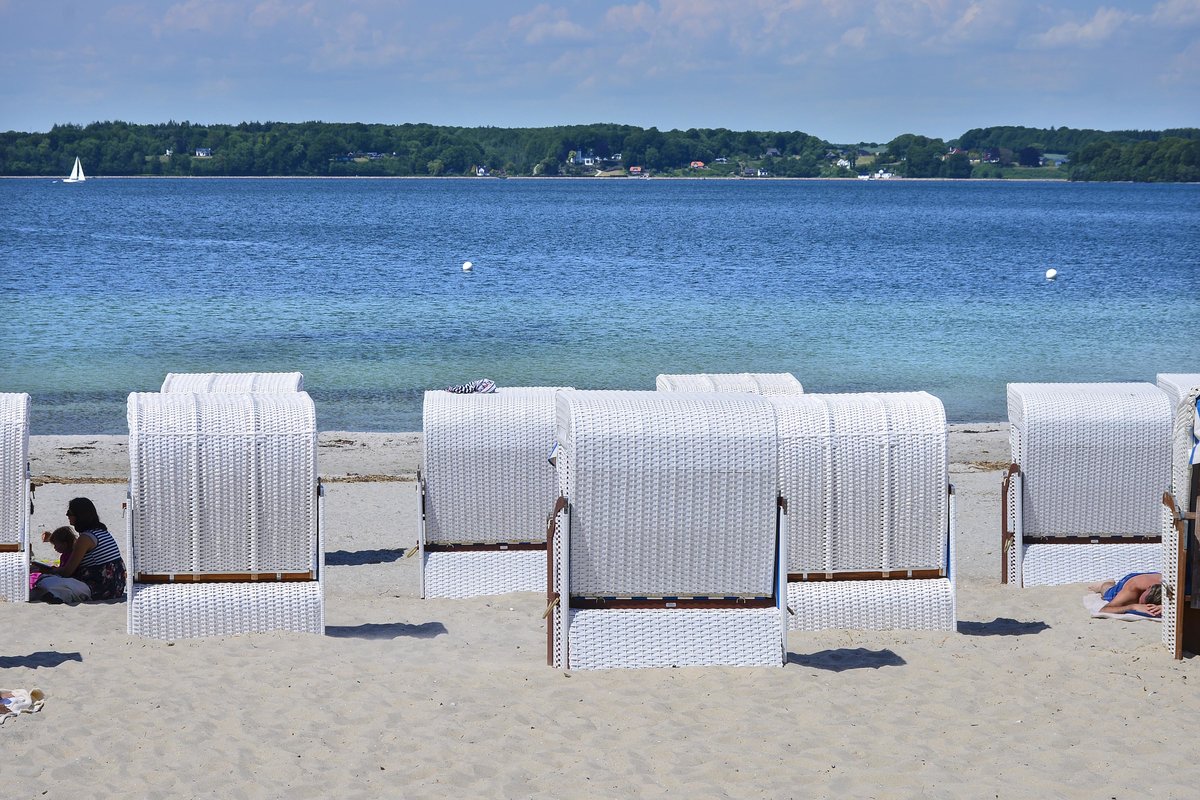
xmin=1 ymin=120 xmax=1197 ymax=182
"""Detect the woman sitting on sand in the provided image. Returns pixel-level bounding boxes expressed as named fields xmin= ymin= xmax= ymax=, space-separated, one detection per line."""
xmin=32 ymin=497 xmax=127 ymax=601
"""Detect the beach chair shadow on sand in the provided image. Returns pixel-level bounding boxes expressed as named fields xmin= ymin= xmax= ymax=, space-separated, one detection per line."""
xmin=787 ymin=647 xmax=906 ymax=671
xmin=126 ymin=389 xmax=324 ymax=639
xmin=416 ymin=387 xmax=568 ymax=599
xmin=325 ymin=621 xmax=447 ymax=640
xmin=771 ymin=392 xmax=957 ymax=633
xmin=1162 ymin=382 xmax=1200 ymax=659
xmin=0 ymin=393 xmax=31 ymax=603
xmin=548 ymin=390 xmax=786 ymax=670
xmin=1001 ymin=382 xmax=1171 ymax=586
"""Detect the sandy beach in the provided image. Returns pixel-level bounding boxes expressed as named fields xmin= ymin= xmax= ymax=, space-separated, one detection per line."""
xmin=3 ymin=424 xmax=1196 ymax=799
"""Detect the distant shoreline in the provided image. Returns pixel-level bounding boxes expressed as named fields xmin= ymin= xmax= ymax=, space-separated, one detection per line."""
xmin=3 ymin=174 xmax=1075 ymax=183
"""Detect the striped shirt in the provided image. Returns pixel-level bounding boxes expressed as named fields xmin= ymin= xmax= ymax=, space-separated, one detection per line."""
xmin=77 ymin=527 xmax=123 ymax=568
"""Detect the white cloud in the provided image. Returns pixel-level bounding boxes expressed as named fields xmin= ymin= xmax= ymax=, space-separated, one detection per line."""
xmin=157 ymin=0 xmax=242 ymax=34
xmin=1151 ymin=0 xmax=1200 ymax=25
xmin=250 ymin=0 xmax=317 ymax=28
xmin=1160 ymin=36 xmax=1200 ymax=83
xmin=311 ymin=10 xmax=409 ymax=69
xmin=509 ymin=4 xmax=592 ymax=45
xmin=1026 ymin=6 xmax=1134 ymax=48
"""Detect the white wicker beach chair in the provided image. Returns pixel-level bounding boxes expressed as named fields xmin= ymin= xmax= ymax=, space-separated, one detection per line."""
xmin=1002 ymin=383 xmax=1171 ymax=586
xmin=1162 ymin=388 xmax=1199 ymax=659
xmin=1156 ymin=373 xmax=1200 ymax=409
xmin=0 ymin=393 xmax=31 ymax=603
xmin=417 ymin=388 xmax=567 ymax=598
xmin=770 ymin=392 xmax=955 ymax=631
xmin=548 ymin=390 xmax=785 ymax=669
xmin=126 ymin=391 xmax=323 ymax=638
xmin=655 ymin=372 xmax=803 ymax=395
xmin=161 ymin=372 xmax=305 ymax=392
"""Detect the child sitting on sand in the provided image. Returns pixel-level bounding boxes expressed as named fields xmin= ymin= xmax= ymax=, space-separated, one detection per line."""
xmin=44 ymin=526 xmax=75 ymax=563
xmin=30 ymin=526 xmax=76 ymax=580
xmin=29 ymin=527 xmax=91 ymax=604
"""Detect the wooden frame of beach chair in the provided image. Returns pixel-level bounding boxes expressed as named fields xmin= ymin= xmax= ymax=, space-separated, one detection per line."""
xmin=547 ymin=390 xmax=786 ymax=669
xmin=1001 ymin=383 xmax=1171 ymax=586
xmin=161 ymin=372 xmax=305 ymax=392
xmin=1162 ymin=388 xmax=1200 ymax=659
xmin=126 ymin=391 xmax=324 ymax=638
xmin=417 ymin=388 xmax=567 ymax=598
xmin=0 ymin=393 xmax=31 ymax=603
xmin=771 ymin=392 xmax=956 ymax=631
xmin=655 ymin=372 xmax=804 ymax=395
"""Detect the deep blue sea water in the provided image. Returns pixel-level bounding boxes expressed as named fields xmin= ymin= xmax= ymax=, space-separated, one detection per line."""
xmin=1 ymin=177 xmax=1197 ymax=434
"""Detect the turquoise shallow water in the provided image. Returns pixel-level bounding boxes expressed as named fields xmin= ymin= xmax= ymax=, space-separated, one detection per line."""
xmin=1 ymin=177 xmax=1197 ymax=433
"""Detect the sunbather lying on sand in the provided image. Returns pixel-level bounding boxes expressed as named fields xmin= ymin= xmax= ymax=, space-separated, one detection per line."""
xmin=1089 ymin=572 xmax=1163 ymax=617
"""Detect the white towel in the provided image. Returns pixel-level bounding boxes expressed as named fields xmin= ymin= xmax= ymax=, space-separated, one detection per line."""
xmin=31 ymin=575 xmax=92 ymax=604
xmin=1083 ymin=593 xmax=1161 ymax=622
xmin=0 ymin=688 xmax=45 ymax=723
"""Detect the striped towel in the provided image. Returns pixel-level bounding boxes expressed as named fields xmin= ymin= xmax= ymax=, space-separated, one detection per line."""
xmin=446 ymin=378 xmax=497 ymax=394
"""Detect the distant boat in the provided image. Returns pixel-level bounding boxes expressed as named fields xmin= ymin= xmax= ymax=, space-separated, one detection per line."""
xmin=63 ymin=157 xmax=86 ymax=183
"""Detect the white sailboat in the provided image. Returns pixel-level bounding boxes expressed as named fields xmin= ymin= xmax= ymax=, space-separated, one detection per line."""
xmin=63 ymin=157 xmax=86 ymax=183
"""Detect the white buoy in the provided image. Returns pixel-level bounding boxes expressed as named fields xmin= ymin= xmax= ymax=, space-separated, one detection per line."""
xmin=1045 ymin=268 xmax=1058 ymax=280
xmin=462 ymin=261 xmax=473 ymax=272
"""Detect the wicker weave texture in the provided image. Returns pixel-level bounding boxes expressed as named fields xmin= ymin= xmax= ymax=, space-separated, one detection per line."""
xmin=786 ymin=579 xmax=954 ymax=631
xmin=1011 ymin=542 xmax=1160 ymax=585
xmin=0 ymin=393 xmax=29 ymax=549
xmin=161 ymin=372 xmax=305 ymax=392
xmin=550 ymin=514 xmax=565 ymax=668
xmin=772 ymin=392 xmax=948 ymax=574
xmin=422 ymin=388 xmax=564 ymax=545
xmin=128 ymin=392 xmax=318 ymax=575
xmin=1156 ymin=374 xmax=1200 ymax=409
xmin=566 ymin=608 xmax=783 ymax=669
xmin=128 ymin=582 xmax=323 ymax=639
xmin=1007 ymin=383 xmax=1171 ymax=537
xmin=555 ymin=390 xmax=778 ymax=597
xmin=423 ymin=550 xmax=544 ymax=597
xmin=0 ymin=393 xmax=30 ymax=602
xmin=0 ymin=551 xmax=29 ymax=603
xmin=655 ymin=373 xmax=804 ymax=395
xmin=1162 ymin=388 xmax=1199 ymax=651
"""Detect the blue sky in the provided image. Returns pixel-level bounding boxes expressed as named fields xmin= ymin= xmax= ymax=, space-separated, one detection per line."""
xmin=2 ymin=0 xmax=1197 ymax=143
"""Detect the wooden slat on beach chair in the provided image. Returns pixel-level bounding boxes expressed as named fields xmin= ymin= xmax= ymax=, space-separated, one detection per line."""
xmin=1162 ymin=388 xmax=1200 ymax=659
